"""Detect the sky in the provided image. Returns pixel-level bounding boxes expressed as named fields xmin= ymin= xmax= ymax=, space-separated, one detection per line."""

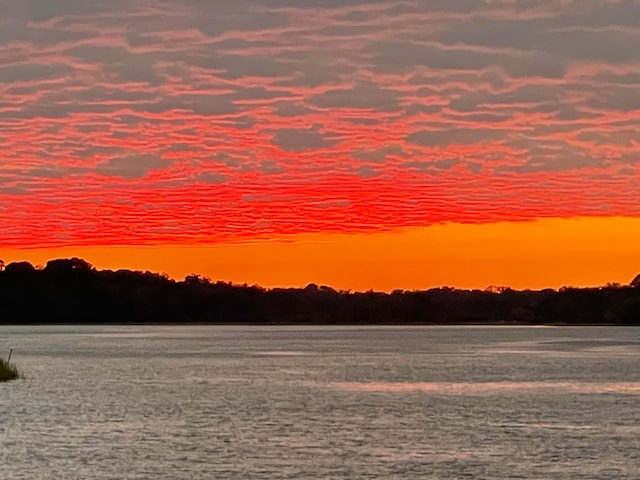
xmin=1 ymin=0 xmax=640 ymax=290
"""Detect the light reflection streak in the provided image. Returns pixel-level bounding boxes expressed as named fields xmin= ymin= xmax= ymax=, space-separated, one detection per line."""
xmin=329 ymin=381 xmax=640 ymax=395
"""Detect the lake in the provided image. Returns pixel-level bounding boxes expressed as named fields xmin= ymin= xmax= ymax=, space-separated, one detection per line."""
xmin=1 ymin=325 xmax=639 ymax=479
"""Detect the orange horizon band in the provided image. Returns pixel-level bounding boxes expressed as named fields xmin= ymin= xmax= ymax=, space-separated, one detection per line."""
xmin=2 ymin=216 xmax=640 ymax=292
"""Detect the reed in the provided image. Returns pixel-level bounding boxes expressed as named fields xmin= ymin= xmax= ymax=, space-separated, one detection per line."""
xmin=0 ymin=356 xmax=20 ymax=382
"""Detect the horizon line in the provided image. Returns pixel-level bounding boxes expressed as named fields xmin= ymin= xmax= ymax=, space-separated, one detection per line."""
xmin=1 ymin=256 xmax=638 ymax=295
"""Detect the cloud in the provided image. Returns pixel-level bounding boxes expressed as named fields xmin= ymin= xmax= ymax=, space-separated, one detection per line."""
xmin=400 ymin=158 xmax=462 ymax=173
xmin=352 ymin=145 xmax=405 ymax=162
xmin=1 ymin=0 xmax=639 ymax=247
xmin=0 ymin=63 xmax=69 ymax=83
xmin=18 ymin=0 xmax=113 ymax=22
xmin=407 ymin=128 xmax=507 ymax=147
xmin=195 ymin=172 xmax=229 ymax=184
xmin=310 ymin=82 xmax=400 ymax=111
xmin=96 ymin=154 xmax=173 ymax=179
xmin=272 ymin=126 xmax=340 ymax=152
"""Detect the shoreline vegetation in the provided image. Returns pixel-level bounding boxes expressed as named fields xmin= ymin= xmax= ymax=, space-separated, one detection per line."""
xmin=0 ymin=258 xmax=639 ymax=325
xmin=0 ymin=357 xmax=20 ymax=382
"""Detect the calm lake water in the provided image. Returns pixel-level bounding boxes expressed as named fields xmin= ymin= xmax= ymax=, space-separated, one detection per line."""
xmin=1 ymin=325 xmax=640 ymax=479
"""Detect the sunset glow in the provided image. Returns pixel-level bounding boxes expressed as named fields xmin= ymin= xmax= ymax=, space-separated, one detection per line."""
xmin=2 ymin=1 xmax=639 ymax=289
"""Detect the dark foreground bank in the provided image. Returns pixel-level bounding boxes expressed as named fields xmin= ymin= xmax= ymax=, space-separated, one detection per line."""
xmin=1 ymin=258 xmax=639 ymax=324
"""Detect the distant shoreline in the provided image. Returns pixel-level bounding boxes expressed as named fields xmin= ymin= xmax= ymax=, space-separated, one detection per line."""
xmin=1 ymin=258 xmax=639 ymax=326
xmin=0 ymin=322 xmax=638 ymax=328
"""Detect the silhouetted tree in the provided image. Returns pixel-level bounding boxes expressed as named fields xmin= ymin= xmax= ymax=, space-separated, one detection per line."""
xmin=45 ymin=257 xmax=94 ymax=273
xmin=1 ymin=257 xmax=639 ymax=325
xmin=4 ymin=261 xmax=36 ymax=274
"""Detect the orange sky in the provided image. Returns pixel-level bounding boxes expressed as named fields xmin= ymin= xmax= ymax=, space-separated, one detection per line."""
xmin=2 ymin=2 xmax=639 ymax=291
xmin=4 ymin=217 xmax=640 ymax=291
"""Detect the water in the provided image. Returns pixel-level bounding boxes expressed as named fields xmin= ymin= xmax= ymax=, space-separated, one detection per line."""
xmin=1 ymin=325 xmax=640 ymax=479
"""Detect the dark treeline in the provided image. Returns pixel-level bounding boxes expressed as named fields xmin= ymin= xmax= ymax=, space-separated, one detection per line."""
xmin=1 ymin=258 xmax=639 ymax=325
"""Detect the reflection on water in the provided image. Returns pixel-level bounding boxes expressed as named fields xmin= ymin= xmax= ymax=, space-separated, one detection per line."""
xmin=1 ymin=325 xmax=640 ymax=479
xmin=329 ymin=380 xmax=640 ymax=394
xmin=254 ymin=350 xmax=318 ymax=357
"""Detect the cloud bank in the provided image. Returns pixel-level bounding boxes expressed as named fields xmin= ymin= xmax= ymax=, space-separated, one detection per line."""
xmin=1 ymin=0 xmax=639 ymax=246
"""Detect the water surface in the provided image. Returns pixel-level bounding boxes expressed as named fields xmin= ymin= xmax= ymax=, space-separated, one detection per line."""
xmin=1 ymin=325 xmax=639 ymax=479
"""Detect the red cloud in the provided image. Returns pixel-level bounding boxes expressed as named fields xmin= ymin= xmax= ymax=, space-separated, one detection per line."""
xmin=1 ymin=0 xmax=639 ymax=248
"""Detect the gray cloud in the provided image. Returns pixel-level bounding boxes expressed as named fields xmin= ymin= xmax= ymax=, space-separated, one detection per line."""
xmin=0 ymin=63 xmax=69 ymax=83
xmin=272 ymin=126 xmax=340 ymax=151
xmin=195 ymin=172 xmax=229 ymax=184
xmin=18 ymin=0 xmax=117 ymax=22
xmin=96 ymin=154 xmax=173 ymax=178
xmin=400 ymin=157 xmax=461 ymax=173
xmin=588 ymin=87 xmax=640 ymax=112
xmin=186 ymin=2 xmax=289 ymax=37
xmin=141 ymin=95 xmax=238 ymax=116
xmin=436 ymin=3 xmax=640 ymax=59
xmin=310 ymin=82 xmax=400 ymax=111
xmin=271 ymin=102 xmax=315 ymax=117
xmin=367 ymin=41 xmax=568 ymax=78
xmin=407 ymin=128 xmax=507 ymax=147
xmin=352 ymin=145 xmax=405 ymax=162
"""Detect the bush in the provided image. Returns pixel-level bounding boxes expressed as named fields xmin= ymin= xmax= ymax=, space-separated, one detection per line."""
xmin=0 ymin=358 xmax=20 ymax=382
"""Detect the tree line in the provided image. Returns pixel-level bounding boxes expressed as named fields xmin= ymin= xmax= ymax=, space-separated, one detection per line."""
xmin=0 ymin=258 xmax=639 ymax=324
